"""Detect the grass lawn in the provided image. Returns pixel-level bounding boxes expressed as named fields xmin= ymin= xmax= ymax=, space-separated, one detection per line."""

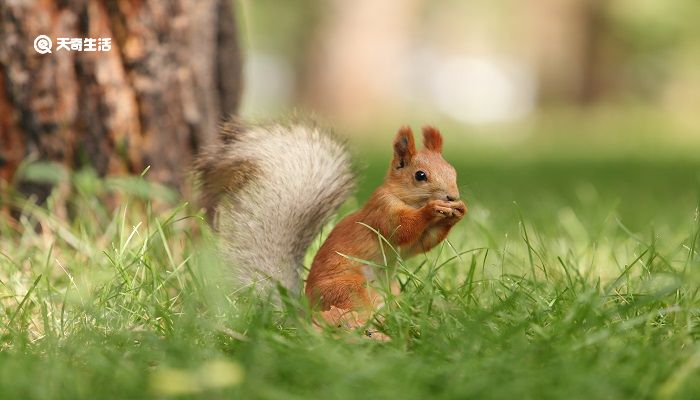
xmin=1 ymin=120 xmax=700 ymax=399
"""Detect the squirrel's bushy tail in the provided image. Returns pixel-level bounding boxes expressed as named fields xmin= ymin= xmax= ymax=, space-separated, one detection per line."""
xmin=195 ymin=119 xmax=354 ymax=294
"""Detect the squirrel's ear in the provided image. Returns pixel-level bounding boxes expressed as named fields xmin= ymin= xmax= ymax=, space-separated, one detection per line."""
xmin=393 ymin=126 xmax=416 ymax=169
xmin=422 ymin=126 xmax=443 ymax=153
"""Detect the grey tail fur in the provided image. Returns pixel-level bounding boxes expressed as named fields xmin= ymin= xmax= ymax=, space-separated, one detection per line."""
xmin=194 ymin=118 xmax=355 ymax=294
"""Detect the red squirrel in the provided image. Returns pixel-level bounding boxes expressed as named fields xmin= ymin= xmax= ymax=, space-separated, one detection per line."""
xmin=196 ymin=120 xmax=466 ymax=337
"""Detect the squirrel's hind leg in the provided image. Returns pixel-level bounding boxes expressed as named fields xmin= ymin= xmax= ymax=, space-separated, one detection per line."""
xmin=308 ymin=277 xmax=391 ymax=341
xmin=314 ymin=306 xmax=390 ymax=342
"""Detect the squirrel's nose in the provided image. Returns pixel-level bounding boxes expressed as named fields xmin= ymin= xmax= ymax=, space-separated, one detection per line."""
xmin=446 ymin=194 xmax=459 ymax=201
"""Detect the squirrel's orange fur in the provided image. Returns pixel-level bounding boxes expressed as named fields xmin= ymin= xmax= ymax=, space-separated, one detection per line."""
xmin=306 ymin=126 xmax=466 ymax=329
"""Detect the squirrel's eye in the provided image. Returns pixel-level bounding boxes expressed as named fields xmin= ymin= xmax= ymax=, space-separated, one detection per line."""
xmin=415 ymin=170 xmax=427 ymax=181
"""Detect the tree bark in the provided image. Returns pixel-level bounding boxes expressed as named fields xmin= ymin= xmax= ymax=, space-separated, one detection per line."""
xmin=0 ymin=0 xmax=241 ymax=196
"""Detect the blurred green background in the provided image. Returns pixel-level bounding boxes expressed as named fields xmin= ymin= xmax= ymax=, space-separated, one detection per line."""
xmin=239 ymin=0 xmax=700 ymax=121
xmin=237 ymin=0 xmax=700 ymax=234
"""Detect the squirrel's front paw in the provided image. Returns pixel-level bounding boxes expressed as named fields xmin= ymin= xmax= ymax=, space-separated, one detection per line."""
xmin=426 ymin=200 xmax=467 ymax=224
xmin=426 ymin=200 xmax=455 ymax=219
xmin=448 ymin=200 xmax=467 ymax=219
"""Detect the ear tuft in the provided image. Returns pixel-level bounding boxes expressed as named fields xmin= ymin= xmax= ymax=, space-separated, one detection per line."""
xmin=392 ymin=126 xmax=416 ymax=169
xmin=422 ymin=126 xmax=443 ymax=153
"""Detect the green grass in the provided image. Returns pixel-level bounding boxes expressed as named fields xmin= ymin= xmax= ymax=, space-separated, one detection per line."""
xmin=1 ymin=134 xmax=700 ymax=399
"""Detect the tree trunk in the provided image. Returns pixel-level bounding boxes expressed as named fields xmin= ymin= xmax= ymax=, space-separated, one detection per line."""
xmin=0 ymin=0 xmax=242 ymax=197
